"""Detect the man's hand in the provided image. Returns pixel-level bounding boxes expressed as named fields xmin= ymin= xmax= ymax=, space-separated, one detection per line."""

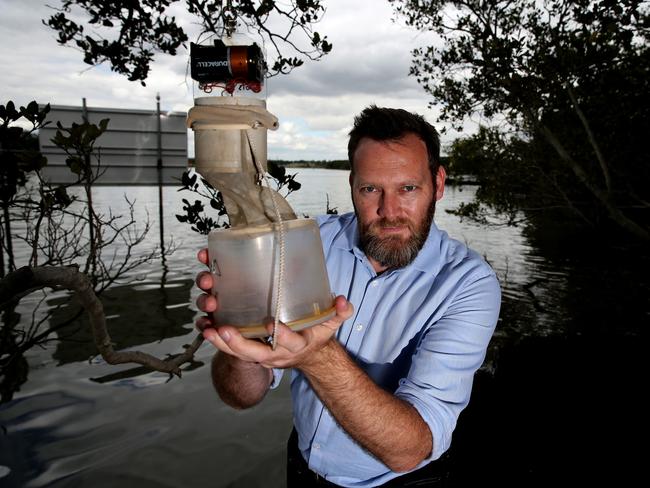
xmin=195 ymin=248 xmax=354 ymax=370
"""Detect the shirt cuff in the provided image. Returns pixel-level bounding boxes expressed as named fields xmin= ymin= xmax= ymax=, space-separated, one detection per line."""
xmin=270 ymin=367 xmax=285 ymax=389
xmin=395 ymin=383 xmax=454 ymax=461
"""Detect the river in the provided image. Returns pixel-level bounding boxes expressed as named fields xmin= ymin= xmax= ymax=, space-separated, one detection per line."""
xmin=0 ymin=168 xmax=645 ymax=486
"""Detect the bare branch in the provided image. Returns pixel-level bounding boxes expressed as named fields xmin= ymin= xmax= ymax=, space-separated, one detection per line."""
xmin=1 ymin=266 xmax=203 ymax=377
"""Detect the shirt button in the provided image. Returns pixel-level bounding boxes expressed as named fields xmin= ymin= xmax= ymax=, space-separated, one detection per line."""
xmin=313 ymin=443 xmax=321 ymax=450
xmin=371 ymin=281 xmax=379 ymax=287
xmin=356 ymin=324 xmax=364 ymax=331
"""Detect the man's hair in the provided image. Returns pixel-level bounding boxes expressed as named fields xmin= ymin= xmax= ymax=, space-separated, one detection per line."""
xmin=347 ymin=105 xmax=441 ymax=177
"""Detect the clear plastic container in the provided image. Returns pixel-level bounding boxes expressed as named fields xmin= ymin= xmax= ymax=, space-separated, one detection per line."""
xmin=208 ymin=218 xmax=335 ymax=337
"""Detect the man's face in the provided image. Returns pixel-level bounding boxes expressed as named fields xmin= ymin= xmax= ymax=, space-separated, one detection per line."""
xmin=350 ymin=133 xmax=446 ymax=273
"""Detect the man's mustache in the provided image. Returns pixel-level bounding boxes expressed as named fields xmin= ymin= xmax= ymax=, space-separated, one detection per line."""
xmin=368 ymin=218 xmax=414 ymax=231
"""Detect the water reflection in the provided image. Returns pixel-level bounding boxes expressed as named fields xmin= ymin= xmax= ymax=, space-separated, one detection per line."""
xmin=450 ymin=332 xmax=644 ymax=486
xmin=1 ymin=170 xmax=646 ymax=487
xmin=47 ymin=278 xmax=195 ymax=366
xmin=451 ymin=220 xmax=648 ymax=485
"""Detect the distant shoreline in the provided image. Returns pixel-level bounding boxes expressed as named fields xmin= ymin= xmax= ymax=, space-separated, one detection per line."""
xmin=187 ymin=158 xmax=350 ymax=170
xmin=187 ymin=158 xmax=476 ymax=184
xmin=271 ymin=160 xmax=350 ymax=170
xmin=271 ymin=160 xmax=476 ymax=185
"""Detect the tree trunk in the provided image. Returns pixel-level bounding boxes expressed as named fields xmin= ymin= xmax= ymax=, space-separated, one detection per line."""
xmin=0 ymin=218 xmax=4 ymax=278
xmin=3 ymin=205 xmax=14 ymax=273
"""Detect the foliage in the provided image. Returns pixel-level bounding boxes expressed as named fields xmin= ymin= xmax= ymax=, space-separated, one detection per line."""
xmin=176 ymin=170 xmax=229 ymax=235
xmin=52 ymin=118 xmax=109 ymax=179
xmin=44 ymin=0 xmax=332 ymax=85
xmin=268 ymin=160 xmax=302 ymax=194
xmin=0 ymin=102 xmax=73 ymax=276
xmin=445 ymin=127 xmax=533 ymax=226
xmin=391 ymin=0 xmax=650 ymax=240
xmin=175 ymin=160 xmax=302 ymax=233
xmin=0 ymin=102 xmax=50 ymax=206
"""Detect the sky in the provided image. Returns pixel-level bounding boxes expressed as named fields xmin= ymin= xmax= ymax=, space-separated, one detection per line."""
xmin=0 ymin=0 xmax=475 ymax=160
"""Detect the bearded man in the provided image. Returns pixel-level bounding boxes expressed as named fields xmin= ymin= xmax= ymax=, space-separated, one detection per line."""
xmin=195 ymin=106 xmax=501 ymax=487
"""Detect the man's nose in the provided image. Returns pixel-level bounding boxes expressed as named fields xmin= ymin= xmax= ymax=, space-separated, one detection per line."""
xmin=378 ymin=191 xmax=400 ymax=219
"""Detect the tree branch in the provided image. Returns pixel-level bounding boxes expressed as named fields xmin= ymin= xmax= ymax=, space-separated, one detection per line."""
xmin=564 ymin=82 xmax=612 ymax=194
xmin=1 ymin=266 xmax=203 ymax=377
xmin=526 ymin=109 xmax=649 ymax=241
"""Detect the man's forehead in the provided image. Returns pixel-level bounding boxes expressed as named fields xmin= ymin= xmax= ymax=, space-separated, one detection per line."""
xmin=357 ymin=133 xmax=424 ymax=150
xmin=354 ymin=137 xmax=428 ymax=169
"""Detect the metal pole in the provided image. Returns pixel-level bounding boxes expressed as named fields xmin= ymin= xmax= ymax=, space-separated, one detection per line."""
xmin=156 ymin=93 xmax=163 ymax=170
xmin=81 ymin=97 xmax=96 ymax=277
xmin=156 ymin=94 xmax=166 ymax=264
xmin=82 ymin=97 xmax=88 ymax=123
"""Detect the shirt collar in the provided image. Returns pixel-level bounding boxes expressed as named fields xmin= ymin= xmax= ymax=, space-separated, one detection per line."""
xmin=332 ymin=213 xmax=443 ymax=275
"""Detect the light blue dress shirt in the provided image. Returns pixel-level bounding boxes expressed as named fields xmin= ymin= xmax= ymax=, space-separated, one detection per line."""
xmin=274 ymin=212 xmax=501 ymax=487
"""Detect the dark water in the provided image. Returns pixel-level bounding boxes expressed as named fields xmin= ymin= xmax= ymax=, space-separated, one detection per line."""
xmin=1 ymin=169 xmax=646 ymax=486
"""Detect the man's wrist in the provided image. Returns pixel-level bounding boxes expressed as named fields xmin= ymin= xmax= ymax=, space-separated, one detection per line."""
xmin=297 ymin=338 xmax=340 ymax=376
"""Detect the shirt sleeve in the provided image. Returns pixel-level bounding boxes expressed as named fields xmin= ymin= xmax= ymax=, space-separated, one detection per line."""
xmin=394 ymin=270 xmax=501 ymax=461
xmin=270 ymin=367 xmax=285 ymax=389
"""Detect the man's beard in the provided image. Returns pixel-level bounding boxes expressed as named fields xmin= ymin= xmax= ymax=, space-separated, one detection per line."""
xmin=359 ymin=200 xmax=436 ymax=270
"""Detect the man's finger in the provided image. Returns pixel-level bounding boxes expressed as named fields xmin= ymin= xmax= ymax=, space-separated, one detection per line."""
xmin=197 ymin=248 xmax=209 ymax=265
xmin=321 ymin=295 xmax=354 ymax=330
xmin=195 ymin=315 xmax=214 ymax=331
xmin=196 ymin=293 xmax=218 ymax=313
xmin=203 ymin=326 xmax=240 ymax=358
xmin=219 ymin=326 xmax=276 ymax=362
xmin=269 ymin=322 xmax=308 ymax=354
xmin=195 ymin=270 xmax=213 ymax=291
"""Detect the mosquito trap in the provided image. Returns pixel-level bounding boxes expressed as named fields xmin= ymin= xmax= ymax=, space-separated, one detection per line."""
xmin=187 ymin=36 xmax=335 ymax=343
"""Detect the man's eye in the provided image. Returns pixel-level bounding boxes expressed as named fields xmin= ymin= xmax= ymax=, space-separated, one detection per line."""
xmin=403 ymin=185 xmax=417 ymax=192
xmin=361 ymin=186 xmax=376 ymax=193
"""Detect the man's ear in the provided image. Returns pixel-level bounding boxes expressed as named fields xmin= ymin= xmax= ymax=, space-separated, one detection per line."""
xmin=435 ymin=166 xmax=446 ymax=201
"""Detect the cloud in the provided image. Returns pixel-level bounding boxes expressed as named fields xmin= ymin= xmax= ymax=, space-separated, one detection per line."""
xmin=1 ymin=0 xmax=471 ymax=160
xmin=268 ymin=118 xmax=348 ymax=160
xmin=269 ymin=2 xmax=428 ymax=98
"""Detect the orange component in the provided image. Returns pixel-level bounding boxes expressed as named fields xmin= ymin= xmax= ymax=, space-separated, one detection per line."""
xmin=229 ymin=46 xmax=249 ymax=78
